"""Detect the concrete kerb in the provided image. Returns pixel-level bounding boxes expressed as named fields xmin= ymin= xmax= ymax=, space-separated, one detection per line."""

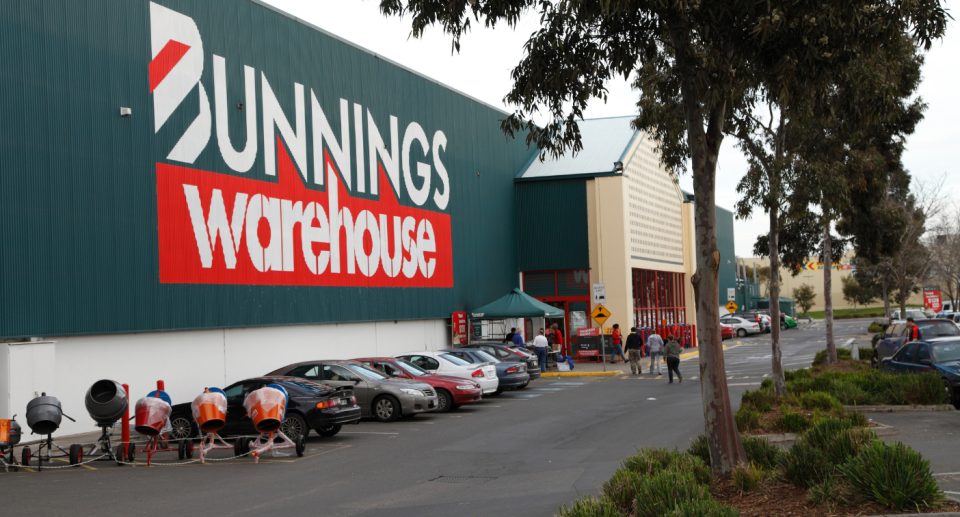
xmin=843 ymin=405 xmax=956 ymax=413
xmin=541 ymin=344 xmax=716 ymax=377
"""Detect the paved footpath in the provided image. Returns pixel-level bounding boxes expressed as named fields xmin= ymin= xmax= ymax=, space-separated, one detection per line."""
xmin=1 ymin=319 xmax=955 ymax=516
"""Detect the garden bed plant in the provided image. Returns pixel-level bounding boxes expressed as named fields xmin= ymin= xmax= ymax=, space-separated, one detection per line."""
xmin=557 ymin=421 xmax=958 ymax=517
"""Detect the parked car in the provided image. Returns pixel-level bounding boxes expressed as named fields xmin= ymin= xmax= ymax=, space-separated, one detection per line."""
xmin=395 ymin=351 xmax=500 ymax=394
xmin=720 ymin=323 xmax=734 ymax=340
xmin=879 ymin=339 xmax=960 ymax=409
xmin=167 ymin=376 xmax=360 ymax=441
xmin=891 ymin=309 xmax=927 ymax=320
xmin=720 ymin=316 xmax=762 ymax=337
xmin=353 ymin=357 xmax=482 ymax=412
xmin=783 ymin=314 xmax=798 ymax=329
xmin=733 ymin=311 xmax=770 ymax=332
xmin=461 ymin=342 xmax=541 ymax=380
xmin=936 ymin=311 xmax=960 ymax=324
xmin=441 ymin=348 xmax=530 ymax=395
xmin=266 ymin=360 xmax=439 ymax=422
xmin=870 ymin=319 xmax=960 ymax=368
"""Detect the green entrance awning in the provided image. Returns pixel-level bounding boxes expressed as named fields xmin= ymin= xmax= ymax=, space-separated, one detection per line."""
xmin=469 ymin=288 xmax=564 ymax=319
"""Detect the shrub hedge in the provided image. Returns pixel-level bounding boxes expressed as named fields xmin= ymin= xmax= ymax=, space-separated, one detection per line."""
xmin=840 ymin=441 xmax=944 ymax=510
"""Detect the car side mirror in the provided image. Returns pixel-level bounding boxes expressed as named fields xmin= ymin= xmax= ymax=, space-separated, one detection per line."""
xmin=919 ymin=359 xmax=932 ymax=366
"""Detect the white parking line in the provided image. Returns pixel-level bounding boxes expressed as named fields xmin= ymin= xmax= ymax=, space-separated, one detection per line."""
xmin=340 ymin=432 xmax=399 ymax=435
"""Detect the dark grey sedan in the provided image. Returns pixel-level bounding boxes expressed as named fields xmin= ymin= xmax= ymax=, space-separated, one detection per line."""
xmin=441 ymin=349 xmax=530 ymax=395
xmin=462 ymin=342 xmax=541 ymax=380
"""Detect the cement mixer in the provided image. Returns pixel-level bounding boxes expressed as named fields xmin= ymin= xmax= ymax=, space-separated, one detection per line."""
xmin=80 ymin=379 xmax=129 ymax=465
xmin=132 ymin=385 xmax=185 ymax=466
xmin=191 ymin=388 xmax=230 ymax=463
xmin=239 ymin=385 xmax=305 ymax=463
xmin=0 ymin=416 xmax=22 ymax=472
xmin=21 ymin=393 xmax=77 ymax=471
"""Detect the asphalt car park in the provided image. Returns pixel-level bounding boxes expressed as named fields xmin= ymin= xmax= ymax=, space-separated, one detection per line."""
xmin=4 ymin=319 xmax=958 ymax=517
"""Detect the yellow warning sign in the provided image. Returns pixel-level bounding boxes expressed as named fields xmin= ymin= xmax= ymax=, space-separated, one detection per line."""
xmin=725 ymin=301 xmax=738 ymax=314
xmin=591 ymin=304 xmax=610 ymax=326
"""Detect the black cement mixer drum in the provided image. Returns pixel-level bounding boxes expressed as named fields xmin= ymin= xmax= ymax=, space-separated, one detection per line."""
xmin=85 ymin=379 xmax=128 ymax=426
xmin=26 ymin=396 xmax=64 ymax=435
xmin=9 ymin=418 xmax=21 ymax=445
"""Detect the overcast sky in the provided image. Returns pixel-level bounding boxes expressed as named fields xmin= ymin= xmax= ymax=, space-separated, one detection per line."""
xmin=264 ymin=0 xmax=959 ymax=258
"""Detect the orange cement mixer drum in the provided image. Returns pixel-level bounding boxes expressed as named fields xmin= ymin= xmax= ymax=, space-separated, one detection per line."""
xmin=243 ymin=387 xmax=287 ymax=433
xmin=0 ymin=419 xmax=10 ymax=446
xmin=191 ymin=391 xmax=227 ymax=433
xmin=135 ymin=396 xmax=172 ymax=436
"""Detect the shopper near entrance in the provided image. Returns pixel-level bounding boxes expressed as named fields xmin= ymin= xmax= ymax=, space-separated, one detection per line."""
xmin=625 ymin=327 xmax=643 ymax=374
xmin=512 ymin=329 xmax=525 ymax=347
xmin=551 ymin=324 xmax=564 ymax=353
xmin=664 ymin=335 xmax=683 ymax=383
xmin=906 ymin=318 xmax=922 ymax=341
xmin=532 ymin=329 xmax=549 ymax=373
xmin=504 ymin=328 xmax=516 ymax=344
xmin=646 ymin=330 xmax=664 ymax=375
xmin=610 ymin=324 xmax=626 ymax=364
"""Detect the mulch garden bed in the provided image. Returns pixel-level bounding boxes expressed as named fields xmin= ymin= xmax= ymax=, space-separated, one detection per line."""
xmin=711 ymin=478 xmax=960 ymax=516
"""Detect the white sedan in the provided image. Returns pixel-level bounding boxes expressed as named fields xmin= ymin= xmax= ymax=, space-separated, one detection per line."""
xmin=720 ymin=316 xmax=762 ymax=337
xmin=395 ymin=351 xmax=500 ymax=394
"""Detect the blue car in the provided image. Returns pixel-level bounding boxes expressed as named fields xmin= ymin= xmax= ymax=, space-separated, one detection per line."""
xmin=879 ymin=339 xmax=960 ymax=409
xmin=871 ymin=319 xmax=960 ymax=368
xmin=441 ymin=348 xmax=530 ymax=395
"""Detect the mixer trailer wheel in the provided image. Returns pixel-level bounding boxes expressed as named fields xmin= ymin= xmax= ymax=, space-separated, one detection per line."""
xmin=296 ymin=435 xmax=306 ymax=457
xmin=178 ymin=440 xmax=186 ymax=460
xmin=21 ymin=447 xmax=31 ymax=467
xmin=69 ymin=444 xmax=83 ymax=465
xmin=185 ymin=440 xmax=194 ymax=458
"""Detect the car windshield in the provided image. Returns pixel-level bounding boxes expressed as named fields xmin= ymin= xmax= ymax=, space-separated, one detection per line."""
xmin=932 ymin=343 xmax=960 ymax=363
xmin=439 ymin=353 xmax=470 ymax=366
xmin=283 ymin=380 xmax=332 ymax=394
xmin=916 ymin=321 xmax=960 ymax=337
xmin=345 ymin=364 xmax=388 ymax=381
xmin=473 ymin=350 xmax=499 ymax=363
xmin=395 ymin=359 xmax=428 ymax=377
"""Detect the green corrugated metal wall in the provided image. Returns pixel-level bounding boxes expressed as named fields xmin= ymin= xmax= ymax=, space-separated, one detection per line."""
xmin=0 ymin=0 xmax=538 ymax=338
xmin=716 ymin=205 xmax=738 ymax=305
xmin=515 ymin=179 xmax=590 ymax=272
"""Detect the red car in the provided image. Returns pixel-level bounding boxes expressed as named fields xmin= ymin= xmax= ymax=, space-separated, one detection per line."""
xmin=353 ymin=357 xmax=482 ymax=412
xmin=721 ymin=323 xmax=734 ymax=340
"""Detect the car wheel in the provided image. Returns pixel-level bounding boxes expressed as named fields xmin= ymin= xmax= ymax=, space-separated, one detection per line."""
xmin=373 ymin=395 xmax=401 ymax=422
xmin=435 ymin=389 xmax=454 ymax=413
xmin=281 ymin=413 xmax=309 ymax=439
xmin=69 ymin=444 xmax=83 ymax=465
xmin=737 ymin=329 xmax=747 ymax=338
xmin=169 ymin=415 xmax=195 ymax=441
xmin=780 ymin=322 xmax=788 ymax=331
xmin=315 ymin=424 xmax=342 ymax=437
xmin=871 ymin=351 xmax=879 ymax=369
xmin=944 ymin=379 xmax=958 ymax=408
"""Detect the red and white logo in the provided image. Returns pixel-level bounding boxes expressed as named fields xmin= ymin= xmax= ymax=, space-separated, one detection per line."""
xmin=148 ymin=2 xmax=453 ymax=288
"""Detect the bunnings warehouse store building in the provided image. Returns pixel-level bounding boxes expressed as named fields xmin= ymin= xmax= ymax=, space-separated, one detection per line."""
xmin=0 ymin=0 xmax=736 ymax=435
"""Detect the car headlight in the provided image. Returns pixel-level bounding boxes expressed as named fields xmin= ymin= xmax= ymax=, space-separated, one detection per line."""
xmin=400 ymin=388 xmax=425 ymax=397
xmin=456 ymin=385 xmax=475 ymax=390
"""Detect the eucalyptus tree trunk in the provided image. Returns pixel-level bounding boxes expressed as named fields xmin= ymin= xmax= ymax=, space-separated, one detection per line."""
xmin=882 ymin=276 xmax=891 ymax=319
xmin=768 ymin=200 xmax=786 ymax=395
xmin=823 ymin=218 xmax=838 ymax=364
xmin=670 ymin=28 xmax=745 ymax=476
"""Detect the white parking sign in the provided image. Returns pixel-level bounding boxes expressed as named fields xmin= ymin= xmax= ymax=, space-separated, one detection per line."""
xmin=592 ymin=283 xmax=606 ymax=304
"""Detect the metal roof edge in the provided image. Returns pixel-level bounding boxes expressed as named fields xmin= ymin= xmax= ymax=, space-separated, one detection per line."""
xmin=618 ymin=130 xmax=643 ymax=163
xmin=244 ymin=0 xmax=512 ymax=117
xmin=514 ymin=171 xmax=621 ymax=183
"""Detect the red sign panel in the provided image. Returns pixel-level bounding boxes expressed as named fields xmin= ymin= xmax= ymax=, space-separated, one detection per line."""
xmin=924 ymin=290 xmax=942 ymax=313
xmin=577 ymin=327 xmax=600 ymax=338
xmin=452 ymin=312 xmax=467 ymax=345
xmin=157 ymin=143 xmax=453 ymax=287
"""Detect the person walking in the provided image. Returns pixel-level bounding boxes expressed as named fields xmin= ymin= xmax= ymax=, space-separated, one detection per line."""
xmin=610 ymin=324 xmax=626 ymax=364
xmin=646 ymin=330 xmax=663 ymax=375
xmin=532 ymin=329 xmax=549 ymax=373
xmin=664 ymin=335 xmax=683 ymax=383
xmin=504 ymin=328 xmax=516 ymax=344
xmin=624 ymin=327 xmax=643 ymax=375
xmin=551 ymin=323 xmax=564 ymax=354
xmin=906 ymin=317 xmax=922 ymax=341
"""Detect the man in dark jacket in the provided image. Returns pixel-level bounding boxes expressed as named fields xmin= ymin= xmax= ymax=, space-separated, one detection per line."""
xmin=624 ymin=327 xmax=644 ymax=375
xmin=663 ymin=336 xmax=683 ymax=383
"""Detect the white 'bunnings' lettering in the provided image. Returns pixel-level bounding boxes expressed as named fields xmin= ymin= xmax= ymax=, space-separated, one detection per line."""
xmin=262 ymin=74 xmax=307 ymax=181
xmin=182 ymin=182 xmax=435 ymax=278
xmin=213 ymin=55 xmax=257 ymax=172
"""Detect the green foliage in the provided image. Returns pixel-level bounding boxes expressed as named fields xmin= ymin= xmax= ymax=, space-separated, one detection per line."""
xmin=784 ymin=369 xmax=812 ymax=382
xmin=813 ymin=348 xmax=852 ymax=366
xmin=732 ymin=463 xmax=767 ymax=492
xmin=779 ymin=440 xmax=832 ymax=488
xmin=775 ymin=410 xmax=810 ymax=434
xmin=842 ymin=275 xmax=877 ymax=315
xmin=824 ymin=428 xmax=878 ymax=466
xmin=807 ymin=474 xmax=846 ymax=508
xmin=792 ymin=284 xmax=817 ymax=315
xmin=602 ymin=468 xmax=642 ymax=512
xmin=741 ymin=389 xmax=780 ymax=412
xmin=839 ymin=441 xmax=944 ymax=510
xmin=558 ymin=495 xmax=626 ymax=517
xmin=802 ymin=417 xmax=853 ymax=452
xmin=632 ymin=470 xmax=710 ymax=517
xmin=622 ymin=448 xmax=712 ymax=487
xmin=868 ymin=322 xmax=884 ymax=333
xmin=843 ymin=410 xmax=870 ymax=428
xmin=760 ymin=378 xmax=774 ymax=390
xmin=741 ymin=436 xmax=782 ymax=470
xmin=799 ymin=391 xmax=841 ymax=412
xmin=858 ymin=347 xmax=875 ymax=361
xmin=735 ymin=407 xmax=762 ymax=432
xmin=662 ymin=499 xmax=740 ymax=517
xmin=687 ymin=434 xmax=711 ymax=466
xmin=782 ymin=368 xmax=946 ymax=405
